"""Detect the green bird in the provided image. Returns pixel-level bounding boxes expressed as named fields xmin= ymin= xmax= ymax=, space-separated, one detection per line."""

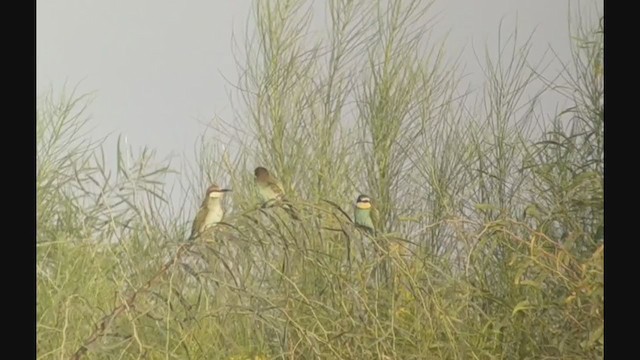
xmin=189 ymin=184 xmax=232 ymax=240
xmin=254 ymin=166 xmax=300 ymax=220
xmin=354 ymin=194 xmax=377 ymax=236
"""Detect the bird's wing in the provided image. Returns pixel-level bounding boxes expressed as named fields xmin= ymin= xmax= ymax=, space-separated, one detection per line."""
xmin=267 ymin=179 xmax=286 ymax=198
xmin=190 ymin=207 xmax=207 ymax=239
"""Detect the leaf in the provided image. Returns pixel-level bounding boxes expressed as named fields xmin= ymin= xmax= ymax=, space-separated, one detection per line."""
xmin=513 ymin=259 xmax=531 ymax=284
xmin=524 ymin=204 xmax=544 ymax=220
xmin=475 ymin=203 xmax=499 ymax=212
xmin=511 ymin=300 xmax=534 ymax=316
xmin=518 ymin=280 xmax=542 ymax=290
xmin=564 ymin=294 xmax=576 ymax=304
xmin=594 ymin=225 xmax=604 ymax=241
xmin=586 ymin=325 xmax=604 ymax=348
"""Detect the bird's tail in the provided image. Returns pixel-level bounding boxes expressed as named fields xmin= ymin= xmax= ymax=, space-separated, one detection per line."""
xmin=356 ymin=224 xmax=375 ymax=237
xmin=283 ymin=202 xmax=300 ymax=220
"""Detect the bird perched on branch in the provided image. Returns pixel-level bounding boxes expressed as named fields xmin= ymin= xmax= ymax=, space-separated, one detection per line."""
xmin=354 ymin=194 xmax=377 ymax=236
xmin=254 ymin=166 xmax=300 ymax=220
xmin=189 ymin=184 xmax=232 ymax=240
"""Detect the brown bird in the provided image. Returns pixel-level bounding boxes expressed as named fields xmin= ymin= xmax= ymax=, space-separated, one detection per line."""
xmin=254 ymin=166 xmax=300 ymax=220
xmin=189 ymin=184 xmax=232 ymax=240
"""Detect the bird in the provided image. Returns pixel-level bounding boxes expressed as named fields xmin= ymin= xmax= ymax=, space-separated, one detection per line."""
xmin=189 ymin=184 xmax=232 ymax=240
xmin=254 ymin=166 xmax=300 ymax=220
xmin=354 ymin=194 xmax=377 ymax=236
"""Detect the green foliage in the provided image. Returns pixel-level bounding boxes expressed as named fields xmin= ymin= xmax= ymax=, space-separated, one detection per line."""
xmin=37 ymin=1 xmax=603 ymax=359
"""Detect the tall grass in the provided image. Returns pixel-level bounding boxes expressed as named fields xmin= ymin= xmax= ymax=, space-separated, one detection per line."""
xmin=37 ymin=1 xmax=603 ymax=359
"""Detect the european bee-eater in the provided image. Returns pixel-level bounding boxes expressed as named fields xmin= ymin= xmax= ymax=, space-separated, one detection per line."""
xmin=254 ymin=166 xmax=300 ymax=220
xmin=354 ymin=194 xmax=376 ymax=235
xmin=189 ymin=184 xmax=232 ymax=240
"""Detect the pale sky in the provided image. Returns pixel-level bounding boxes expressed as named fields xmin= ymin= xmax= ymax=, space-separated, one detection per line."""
xmin=37 ymin=0 xmax=602 ymax=178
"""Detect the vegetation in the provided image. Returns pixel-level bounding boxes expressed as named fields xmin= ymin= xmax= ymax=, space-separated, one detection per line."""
xmin=37 ymin=0 xmax=603 ymax=358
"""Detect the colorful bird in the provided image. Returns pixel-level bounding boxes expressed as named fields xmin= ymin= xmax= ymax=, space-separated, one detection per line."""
xmin=354 ymin=194 xmax=377 ymax=236
xmin=189 ymin=184 xmax=232 ymax=240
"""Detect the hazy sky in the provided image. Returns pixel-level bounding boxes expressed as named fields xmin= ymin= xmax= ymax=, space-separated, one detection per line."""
xmin=37 ymin=0 xmax=602 ymax=169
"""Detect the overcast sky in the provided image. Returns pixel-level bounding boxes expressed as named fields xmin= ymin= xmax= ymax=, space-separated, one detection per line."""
xmin=37 ymin=0 xmax=602 ymax=182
